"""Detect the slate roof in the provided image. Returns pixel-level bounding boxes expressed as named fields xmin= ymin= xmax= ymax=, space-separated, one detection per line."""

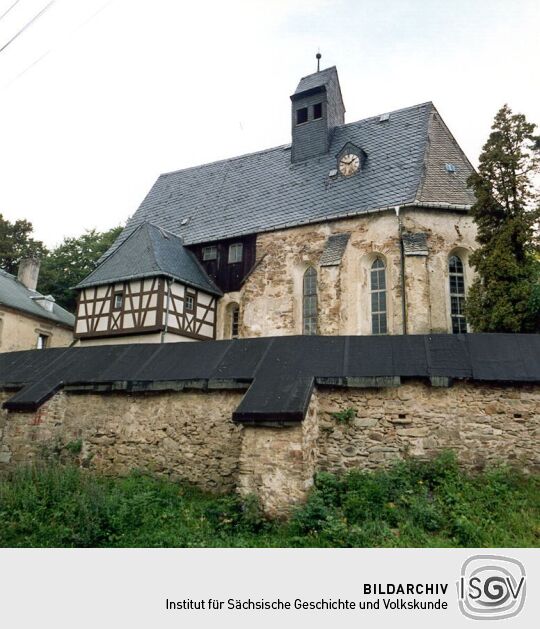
xmin=1 ymin=334 xmax=539 ymax=416
xmin=320 ymin=233 xmax=351 ymax=266
xmin=101 ymin=100 xmax=475 ymax=264
xmin=0 ymin=269 xmax=75 ymax=328
xmin=76 ymin=222 xmax=222 ymax=295
xmin=293 ymin=66 xmax=340 ymax=95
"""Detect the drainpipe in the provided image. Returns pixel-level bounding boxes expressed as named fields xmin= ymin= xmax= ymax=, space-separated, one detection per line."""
xmin=395 ymin=206 xmax=407 ymax=335
xmin=161 ymin=279 xmax=172 ymax=343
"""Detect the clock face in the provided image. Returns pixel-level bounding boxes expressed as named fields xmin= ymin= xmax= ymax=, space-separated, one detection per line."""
xmin=339 ymin=153 xmax=360 ymax=177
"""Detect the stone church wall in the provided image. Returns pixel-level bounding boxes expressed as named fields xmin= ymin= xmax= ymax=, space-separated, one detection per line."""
xmin=1 ymin=380 xmax=538 ymax=517
xmin=237 ymin=208 xmax=477 ymax=339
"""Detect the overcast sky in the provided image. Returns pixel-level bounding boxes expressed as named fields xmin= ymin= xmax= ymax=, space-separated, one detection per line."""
xmin=0 ymin=0 xmax=538 ymax=247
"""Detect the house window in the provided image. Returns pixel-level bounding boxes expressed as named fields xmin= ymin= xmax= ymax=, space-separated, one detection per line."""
xmin=185 ymin=292 xmax=195 ymax=312
xmin=231 ymin=304 xmax=240 ymax=339
xmin=36 ymin=333 xmax=48 ymax=349
xmin=202 ymin=245 xmax=217 ymax=261
xmin=370 ymin=258 xmax=387 ymax=335
xmin=228 ymin=243 xmax=243 ymax=264
xmin=313 ymin=103 xmax=322 ymax=119
xmin=113 ymin=293 xmax=123 ymax=310
xmin=303 ymin=266 xmax=318 ymax=335
xmin=449 ymin=255 xmax=467 ymax=333
xmin=296 ymin=107 xmax=308 ymax=124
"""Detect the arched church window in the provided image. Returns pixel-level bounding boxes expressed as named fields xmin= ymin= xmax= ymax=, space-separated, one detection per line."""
xmin=231 ymin=304 xmax=240 ymax=339
xmin=226 ymin=303 xmax=240 ymax=339
xmin=449 ymin=255 xmax=467 ymax=333
xmin=303 ymin=267 xmax=318 ymax=335
xmin=370 ymin=258 xmax=387 ymax=335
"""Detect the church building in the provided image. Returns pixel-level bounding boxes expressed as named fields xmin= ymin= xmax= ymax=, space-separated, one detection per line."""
xmin=74 ymin=65 xmax=476 ymax=344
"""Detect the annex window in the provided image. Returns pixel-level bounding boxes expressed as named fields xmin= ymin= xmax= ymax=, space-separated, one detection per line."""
xmin=36 ymin=333 xmax=49 ymax=350
xmin=185 ymin=290 xmax=195 ymax=312
xmin=303 ymin=266 xmax=318 ymax=335
xmin=296 ymin=107 xmax=308 ymax=125
xmin=449 ymin=255 xmax=467 ymax=333
xmin=228 ymin=243 xmax=243 ymax=264
xmin=313 ymin=102 xmax=322 ymax=119
xmin=113 ymin=292 xmax=123 ymax=310
xmin=370 ymin=258 xmax=387 ymax=335
xmin=202 ymin=245 xmax=217 ymax=261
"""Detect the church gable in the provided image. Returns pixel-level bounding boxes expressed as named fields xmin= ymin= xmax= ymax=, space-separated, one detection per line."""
xmin=415 ymin=107 xmax=476 ymax=206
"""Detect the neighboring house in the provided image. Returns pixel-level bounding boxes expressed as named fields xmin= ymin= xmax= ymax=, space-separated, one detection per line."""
xmin=0 ymin=259 xmax=75 ymax=351
xmin=74 ymin=65 xmax=477 ymax=345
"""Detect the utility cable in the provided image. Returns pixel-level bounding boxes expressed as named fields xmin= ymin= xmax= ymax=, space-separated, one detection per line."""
xmin=0 ymin=0 xmax=23 ymax=24
xmin=0 ymin=0 xmax=55 ymax=55
xmin=2 ymin=0 xmax=115 ymax=89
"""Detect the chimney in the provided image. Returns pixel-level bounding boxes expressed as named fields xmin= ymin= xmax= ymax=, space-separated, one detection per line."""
xmin=18 ymin=258 xmax=41 ymax=291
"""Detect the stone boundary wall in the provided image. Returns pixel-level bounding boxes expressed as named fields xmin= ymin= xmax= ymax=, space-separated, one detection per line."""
xmin=0 ymin=390 xmax=244 ymax=493
xmin=316 ymin=381 xmax=539 ymax=474
xmin=1 ymin=380 xmax=539 ymax=516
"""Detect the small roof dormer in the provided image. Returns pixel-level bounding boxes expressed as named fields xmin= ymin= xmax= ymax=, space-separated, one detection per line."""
xmin=290 ymin=65 xmax=345 ymax=163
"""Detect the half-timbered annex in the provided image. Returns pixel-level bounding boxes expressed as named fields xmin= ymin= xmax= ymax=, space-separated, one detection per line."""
xmin=74 ymin=65 xmax=477 ymax=344
xmin=75 ymin=223 xmax=220 ymax=344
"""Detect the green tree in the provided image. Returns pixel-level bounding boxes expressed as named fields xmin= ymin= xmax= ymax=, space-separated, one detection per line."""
xmin=38 ymin=226 xmax=123 ymax=312
xmin=466 ymin=105 xmax=540 ymax=332
xmin=0 ymin=214 xmax=47 ymax=274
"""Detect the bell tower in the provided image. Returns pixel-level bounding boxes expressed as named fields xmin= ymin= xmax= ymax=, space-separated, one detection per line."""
xmin=290 ymin=63 xmax=345 ymax=163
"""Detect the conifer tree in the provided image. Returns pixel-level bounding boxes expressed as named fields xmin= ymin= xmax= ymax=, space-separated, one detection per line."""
xmin=466 ymin=105 xmax=540 ymax=332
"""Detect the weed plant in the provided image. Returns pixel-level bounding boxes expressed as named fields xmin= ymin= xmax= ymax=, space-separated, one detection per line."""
xmin=0 ymin=452 xmax=537 ymax=547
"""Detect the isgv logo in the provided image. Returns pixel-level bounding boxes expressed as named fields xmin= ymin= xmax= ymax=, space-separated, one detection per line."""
xmin=457 ymin=555 xmax=526 ymax=620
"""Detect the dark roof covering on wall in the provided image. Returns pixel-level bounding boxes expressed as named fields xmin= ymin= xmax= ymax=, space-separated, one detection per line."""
xmin=320 ymin=233 xmax=351 ymax=266
xmin=402 ymin=232 xmax=429 ymax=256
xmin=100 ymin=100 xmax=476 ymax=261
xmin=0 ymin=269 xmax=75 ymax=328
xmin=76 ymin=222 xmax=222 ymax=295
xmin=1 ymin=334 xmax=538 ymax=420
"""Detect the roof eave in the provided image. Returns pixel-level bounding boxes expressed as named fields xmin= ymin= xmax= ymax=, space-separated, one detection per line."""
xmin=184 ymin=200 xmax=472 ymax=245
xmin=75 ymin=272 xmax=223 ymax=297
xmin=290 ymin=85 xmax=326 ymax=101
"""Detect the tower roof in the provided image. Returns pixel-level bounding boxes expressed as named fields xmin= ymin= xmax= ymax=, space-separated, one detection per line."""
xmin=292 ymin=65 xmax=343 ymax=101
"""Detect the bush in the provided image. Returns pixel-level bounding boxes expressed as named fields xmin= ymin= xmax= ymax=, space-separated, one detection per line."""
xmin=0 ymin=454 xmax=538 ymax=548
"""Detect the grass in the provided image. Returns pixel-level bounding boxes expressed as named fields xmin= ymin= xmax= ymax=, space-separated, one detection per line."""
xmin=0 ymin=452 xmax=538 ymax=547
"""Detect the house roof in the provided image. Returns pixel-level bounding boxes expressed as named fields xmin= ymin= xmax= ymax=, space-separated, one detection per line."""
xmin=101 ymin=100 xmax=475 ymax=261
xmin=76 ymin=222 xmax=222 ymax=295
xmin=0 ymin=269 xmax=75 ymax=328
xmin=1 ymin=334 xmax=538 ymax=416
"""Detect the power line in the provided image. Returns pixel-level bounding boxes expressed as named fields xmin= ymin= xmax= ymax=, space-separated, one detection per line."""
xmin=0 ymin=0 xmax=23 ymax=24
xmin=2 ymin=0 xmax=115 ymax=90
xmin=0 ymin=1 xmax=56 ymax=56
